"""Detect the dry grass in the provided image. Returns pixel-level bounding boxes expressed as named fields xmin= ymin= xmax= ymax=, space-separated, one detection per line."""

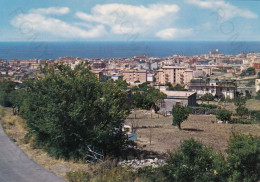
xmin=1 ymin=105 xmax=259 ymax=180
xmin=0 ymin=106 xmax=95 ymax=180
xmin=198 ymin=99 xmax=260 ymax=113
xmin=126 ymin=110 xmax=260 ymax=155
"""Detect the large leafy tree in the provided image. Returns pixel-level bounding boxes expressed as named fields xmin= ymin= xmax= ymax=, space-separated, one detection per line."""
xmin=164 ymin=139 xmax=228 ymax=182
xmin=0 ymin=80 xmax=16 ymax=93
xmin=235 ymin=106 xmax=248 ymax=119
xmin=216 ymin=109 xmax=232 ymax=123
xmin=201 ymin=93 xmax=215 ymax=104
xmin=233 ymin=96 xmax=246 ymax=107
xmin=0 ymin=80 xmax=16 ymax=107
xmin=227 ymin=134 xmax=260 ymax=182
xmin=132 ymin=83 xmax=166 ymax=110
xmin=22 ymin=64 xmax=130 ymax=159
xmin=172 ymin=105 xmax=190 ymax=130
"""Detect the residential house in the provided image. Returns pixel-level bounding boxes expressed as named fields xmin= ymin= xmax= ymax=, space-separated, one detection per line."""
xmin=189 ymin=78 xmax=235 ymax=99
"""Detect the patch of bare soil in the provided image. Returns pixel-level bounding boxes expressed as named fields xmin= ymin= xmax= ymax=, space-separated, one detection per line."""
xmin=126 ymin=111 xmax=260 ymax=154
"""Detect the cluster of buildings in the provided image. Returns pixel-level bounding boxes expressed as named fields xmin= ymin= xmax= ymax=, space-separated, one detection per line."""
xmin=2 ymin=50 xmax=260 ymax=107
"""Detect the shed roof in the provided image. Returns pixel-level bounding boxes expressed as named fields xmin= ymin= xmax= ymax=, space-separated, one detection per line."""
xmin=161 ymin=90 xmax=196 ymax=98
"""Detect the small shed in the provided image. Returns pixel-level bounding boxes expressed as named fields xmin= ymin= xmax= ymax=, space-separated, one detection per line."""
xmin=158 ymin=90 xmax=197 ymax=114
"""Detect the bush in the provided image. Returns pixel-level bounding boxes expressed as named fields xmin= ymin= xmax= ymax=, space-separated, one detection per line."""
xmin=249 ymin=110 xmax=260 ymax=123
xmin=235 ymin=106 xmax=249 ymax=119
xmin=0 ymin=80 xmax=16 ymax=107
xmin=216 ymin=109 xmax=232 ymax=122
xmin=136 ymin=166 xmax=167 ymax=182
xmin=132 ymin=86 xmax=166 ymax=110
xmin=227 ymin=133 xmax=260 ymax=182
xmin=163 ymin=139 xmax=228 ymax=182
xmin=66 ymin=170 xmax=91 ymax=182
xmin=190 ymin=107 xmax=219 ymax=115
xmin=197 ymin=104 xmax=218 ymax=109
xmin=0 ymin=90 xmax=12 ymax=107
xmin=93 ymin=166 xmax=167 ymax=182
xmin=201 ymin=93 xmax=215 ymax=104
xmin=93 ymin=167 xmax=136 ymax=182
xmin=229 ymin=119 xmax=253 ymax=124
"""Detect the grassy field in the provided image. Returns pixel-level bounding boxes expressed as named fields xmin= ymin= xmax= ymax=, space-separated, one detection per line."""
xmin=198 ymin=99 xmax=260 ymax=112
xmin=125 ymin=110 xmax=260 ymax=155
xmin=1 ymin=105 xmax=260 ymax=180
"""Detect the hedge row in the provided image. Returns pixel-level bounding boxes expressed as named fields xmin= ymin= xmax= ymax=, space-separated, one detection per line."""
xmin=190 ymin=107 xmax=219 ymax=115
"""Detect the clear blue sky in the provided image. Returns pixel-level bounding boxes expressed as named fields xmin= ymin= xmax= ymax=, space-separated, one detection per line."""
xmin=0 ymin=0 xmax=260 ymax=41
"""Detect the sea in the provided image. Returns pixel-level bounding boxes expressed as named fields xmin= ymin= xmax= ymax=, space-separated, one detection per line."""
xmin=0 ymin=41 xmax=260 ymax=60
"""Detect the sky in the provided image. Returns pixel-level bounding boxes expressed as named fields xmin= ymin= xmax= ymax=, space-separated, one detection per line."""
xmin=0 ymin=0 xmax=260 ymax=42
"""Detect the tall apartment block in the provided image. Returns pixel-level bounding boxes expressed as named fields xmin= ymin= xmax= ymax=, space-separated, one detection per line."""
xmin=157 ymin=66 xmax=193 ymax=85
xmin=123 ymin=70 xmax=147 ymax=84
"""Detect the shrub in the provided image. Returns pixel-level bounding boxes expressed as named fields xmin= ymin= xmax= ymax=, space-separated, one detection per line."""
xmin=0 ymin=90 xmax=12 ymax=107
xmin=163 ymin=139 xmax=228 ymax=182
xmin=93 ymin=166 xmax=167 ymax=182
xmin=229 ymin=119 xmax=253 ymax=124
xmin=227 ymin=133 xmax=260 ymax=182
xmin=250 ymin=110 xmax=260 ymax=123
xmin=66 ymin=170 xmax=91 ymax=182
xmin=92 ymin=167 xmax=136 ymax=182
xmin=216 ymin=109 xmax=232 ymax=122
xmin=201 ymin=93 xmax=215 ymax=104
xmin=197 ymin=104 xmax=218 ymax=109
xmin=190 ymin=107 xmax=219 ymax=115
xmin=132 ymin=86 xmax=166 ymax=110
xmin=236 ymin=106 xmax=249 ymax=119
xmin=136 ymin=166 xmax=167 ymax=182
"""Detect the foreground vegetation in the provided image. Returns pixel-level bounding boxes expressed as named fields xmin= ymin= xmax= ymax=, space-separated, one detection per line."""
xmin=0 ymin=64 xmax=260 ymax=181
xmin=65 ymin=134 xmax=260 ymax=182
xmin=1 ymin=105 xmax=259 ymax=182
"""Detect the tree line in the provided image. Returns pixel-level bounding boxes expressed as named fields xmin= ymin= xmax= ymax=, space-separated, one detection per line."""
xmin=0 ymin=64 xmax=168 ymax=159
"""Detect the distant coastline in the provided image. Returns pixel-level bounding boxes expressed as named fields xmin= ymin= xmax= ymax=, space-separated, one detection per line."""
xmin=0 ymin=41 xmax=260 ymax=60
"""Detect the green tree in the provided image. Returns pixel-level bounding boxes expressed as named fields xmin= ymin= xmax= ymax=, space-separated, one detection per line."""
xmin=9 ymin=89 xmax=26 ymax=105
xmin=240 ymin=67 xmax=255 ymax=76
xmin=233 ymin=96 xmax=246 ymax=107
xmin=201 ymin=93 xmax=215 ymax=104
xmin=172 ymin=105 xmax=190 ymax=130
xmin=114 ymin=79 xmax=128 ymax=90
xmin=256 ymin=90 xmax=260 ymax=100
xmin=132 ymin=85 xmax=166 ymax=110
xmin=0 ymin=90 xmax=12 ymax=107
xmin=0 ymin=80 xmax=16 ymax=107
xmin=254 ymin=111 xmax=260 ymax=123
xmin=0 ymin=80 xmax=16 ymax=93
xmin=227 ymin=133 xmax=260 ymax=182
xmin=22 ymin=64 xmax=130 ymax=159
xmin=166 ymin=83 xmax=187 ymax=91
xmin=246 ymin=80 xmax=255 ymax=87
xmin=138 ymin=82 xmax=150 ymax=91
xmin=163 ymin=139 xmax=228 ymax=182
xmin=235 ymin=106 xmax=248 ymax=120
xmin=216 ymin=109 xmax=232 ymax=123
xmin=258 ymin=72 xmax=260 ymax=78
xmin=245 ymin=90 xmax=252 ymax=99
